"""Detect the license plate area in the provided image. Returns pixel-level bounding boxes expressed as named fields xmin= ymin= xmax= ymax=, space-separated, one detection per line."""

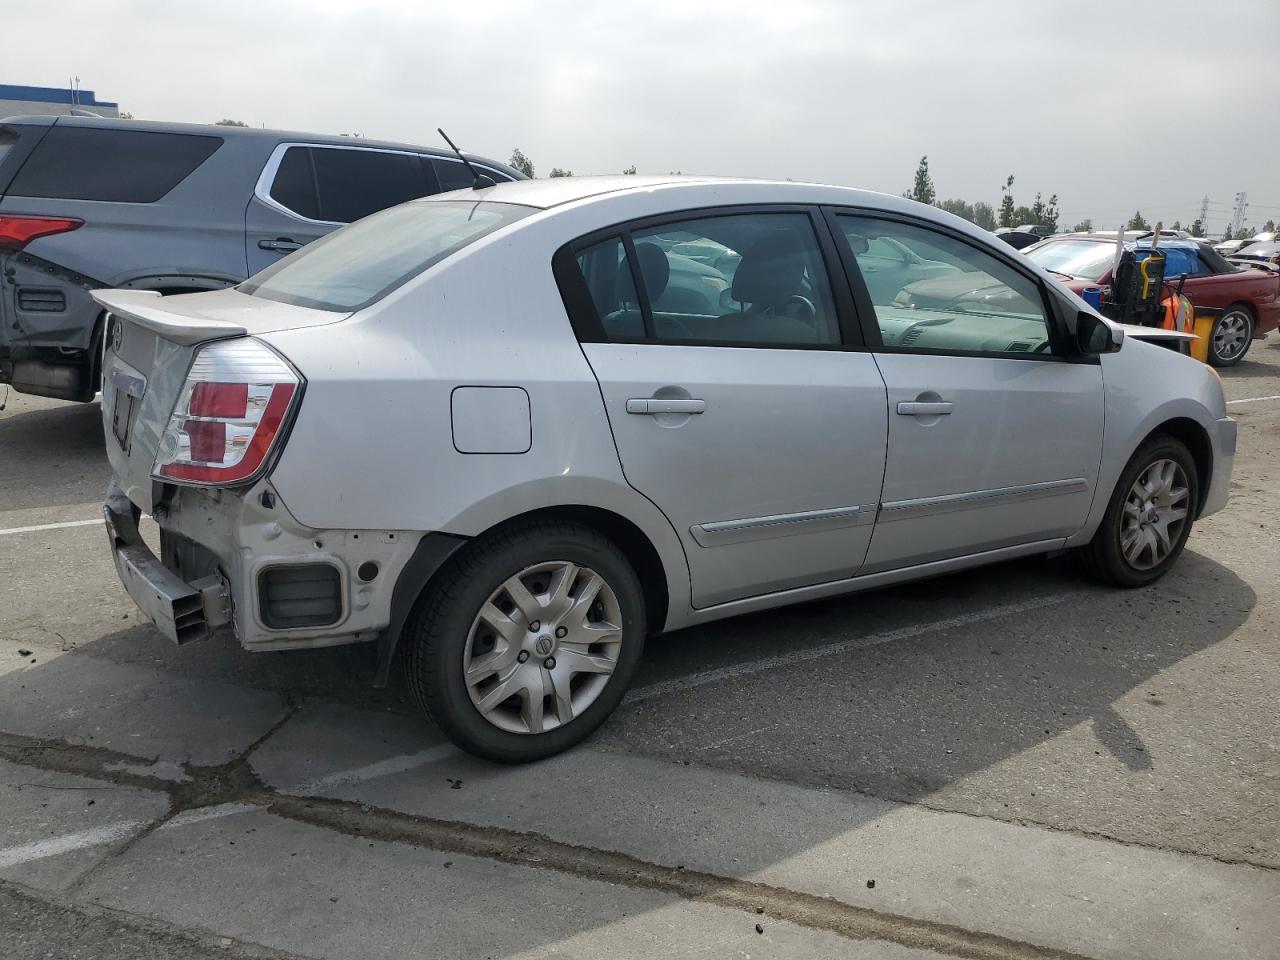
xmin=107 ymin=364 xmax=147 ymax=454
xmin=111 ymin=387 xmax=137 ymax=451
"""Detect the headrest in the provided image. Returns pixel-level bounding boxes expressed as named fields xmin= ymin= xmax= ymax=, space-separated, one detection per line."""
xmin=731 ymin=233 xmax=804 ymax=307
xmin=628 ymin=241 xmax=671 ymax=303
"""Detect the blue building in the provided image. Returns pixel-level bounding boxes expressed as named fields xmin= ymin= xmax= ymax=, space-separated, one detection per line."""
xmin=0 ymin=83 xmax=121 ymax=119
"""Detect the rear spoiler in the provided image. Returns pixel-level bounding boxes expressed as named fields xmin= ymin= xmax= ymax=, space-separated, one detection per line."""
xmin=91 ymin=289 xmax=248 ymax=345
xmin=1226 ymin=257 xmax=1279 ymax=274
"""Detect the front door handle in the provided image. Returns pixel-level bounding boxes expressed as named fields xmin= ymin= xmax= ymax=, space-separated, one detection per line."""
xmin=258 ymin=238 xmax=302 ymax=252
xmin=626 ymin=398 xmax=706 ymax=415
xmin=896 ymin=401 xmax=954 ymax=416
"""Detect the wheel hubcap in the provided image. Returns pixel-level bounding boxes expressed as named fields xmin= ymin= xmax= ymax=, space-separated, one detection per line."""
xmin=1213 ymin=313 xmax=1249 ymax=361
xmin=1120 ymin=459 xmax=1190 ymax=571
xmin=463 ymin=561 xmax=623 ymax=735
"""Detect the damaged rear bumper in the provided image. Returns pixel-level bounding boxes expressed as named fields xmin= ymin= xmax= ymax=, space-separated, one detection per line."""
xmin=103 ymin=480 xmax=231 ymax=644
xmin=103 ymin=478 xmax=424 ymax=653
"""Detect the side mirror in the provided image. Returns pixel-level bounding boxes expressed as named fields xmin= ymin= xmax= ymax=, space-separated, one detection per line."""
xmin=1077 ymin=311 xmax=1123 ymax=355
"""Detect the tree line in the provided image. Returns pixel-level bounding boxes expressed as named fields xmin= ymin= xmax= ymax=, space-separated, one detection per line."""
xmin=905 ymin=156 xmax=1061 ymax=233
xmin=905 ymin=156 xmax=1274 ymax=240
xmin=507 ymin=148 xmax=635 ymax=179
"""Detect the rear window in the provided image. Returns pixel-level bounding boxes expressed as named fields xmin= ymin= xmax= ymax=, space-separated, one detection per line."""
xmin=7 ymin=126 xmax=222 ymax=202
xmin=268 ymin=146 xmax=436 ymax=224
xmin=240 ymin=200 xmax=534 ymax=311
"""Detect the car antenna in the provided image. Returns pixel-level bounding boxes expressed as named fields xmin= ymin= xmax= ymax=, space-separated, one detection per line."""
xmin=437 ymin=128 xmax=496 ymax=190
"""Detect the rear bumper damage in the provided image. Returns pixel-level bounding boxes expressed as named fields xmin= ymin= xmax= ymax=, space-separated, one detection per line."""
xmin=103 ymin=478 xmax=421 ymax=652
xmin=104 ymin=482 xmax=231 ymax=644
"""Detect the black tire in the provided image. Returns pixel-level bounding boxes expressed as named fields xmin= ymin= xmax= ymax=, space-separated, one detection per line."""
xmin=405 ymin=519 xmax=646 ymax=762
xmin=1208 ymin=304 xmax=1254 ymax=367
xmin=1075 ymin=435 xmax=1199 ymax=588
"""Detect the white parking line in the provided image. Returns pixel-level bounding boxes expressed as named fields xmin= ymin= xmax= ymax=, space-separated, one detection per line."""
xmin=1226 ymin=394 xmax=1280 ymax=405
xmin=624 ymin=592 xmax=1074 ymax=706
xmin=0 ymin=820 xmax=145 ymax=868
xmin=161 ymin=802 xmax=258 ymax=830
xmin=288 ymin=743 xmax=460 ymax=794
xmin=0 ymin=517 xmax=101 ymax=537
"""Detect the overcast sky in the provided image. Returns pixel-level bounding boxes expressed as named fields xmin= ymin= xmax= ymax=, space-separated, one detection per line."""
xmin=7 ymin=1 xmax=1279 ymax=233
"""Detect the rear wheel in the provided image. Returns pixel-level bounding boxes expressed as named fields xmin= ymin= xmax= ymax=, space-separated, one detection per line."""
xmin=405 ymin=520 xmax=645 ymax=762
xmin=1076 ymin=436 xmax=1198 ymax=587
xmin=1209 ymin=305 xmax=1253 ymax=366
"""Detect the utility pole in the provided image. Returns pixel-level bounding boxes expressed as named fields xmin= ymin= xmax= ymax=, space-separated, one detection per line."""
xmin=1232 ymin=191 xmax=1249 ymax=237
xmin=1199 ymin=196 xmax=1210 ymax=235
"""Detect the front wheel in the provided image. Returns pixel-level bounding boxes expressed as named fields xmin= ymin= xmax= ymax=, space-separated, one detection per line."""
xmin=405 ymin=520 xmax=645 ymax=762
xmin=1209 ymin=306 xmax=1253 ymax=367
xmin=1076 ymin=436 xmax=1199 ymax=587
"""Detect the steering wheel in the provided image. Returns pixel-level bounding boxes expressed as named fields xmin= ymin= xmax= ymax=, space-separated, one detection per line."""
xmin=1032 ymin=339 xmax=1053 ymax=354
xmin=785 ymin=295 xmax=817 ymax=326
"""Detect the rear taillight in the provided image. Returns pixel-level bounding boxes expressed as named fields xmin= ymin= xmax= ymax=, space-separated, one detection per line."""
xmin=154 ymin=339 xmax=302 ymax=486
xmin=0 ymin=215 xmax=84 ymax=251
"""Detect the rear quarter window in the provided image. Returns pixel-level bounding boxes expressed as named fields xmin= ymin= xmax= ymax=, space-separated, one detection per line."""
xmin=7 ymin=126 xmax=222 ymax=202
xmin=239 ymin=199 xmax=534 ymax=311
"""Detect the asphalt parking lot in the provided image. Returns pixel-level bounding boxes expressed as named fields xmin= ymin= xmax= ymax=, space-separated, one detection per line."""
xmin=2 ymin=343 xmax=1279 ymax=960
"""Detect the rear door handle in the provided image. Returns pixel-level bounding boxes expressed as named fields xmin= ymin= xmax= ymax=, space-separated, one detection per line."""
xmin=258 ymin=239 xmax=302 ymax=252
xmin=626 ymin=398 xmax=706 ymax=415
xmin=896 ymin=401 xmax=954 ymax=416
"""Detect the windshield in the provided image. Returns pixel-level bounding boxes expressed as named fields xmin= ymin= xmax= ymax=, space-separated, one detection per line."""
xmin=241 ymin=199 xmax=534 ymax=311
xmin=1024 ymin=239 xmax=1116 ymax=280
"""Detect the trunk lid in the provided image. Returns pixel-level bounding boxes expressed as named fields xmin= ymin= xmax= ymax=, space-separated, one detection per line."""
xmin=92 ymin=288 xmax=346 ymax=510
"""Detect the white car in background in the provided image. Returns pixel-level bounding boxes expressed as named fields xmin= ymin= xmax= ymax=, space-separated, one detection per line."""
xmin=95 ymin=176 xmax=1235 ymax=761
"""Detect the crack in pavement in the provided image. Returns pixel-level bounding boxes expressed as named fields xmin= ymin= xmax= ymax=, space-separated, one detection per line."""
xmin=58 ymin=702 xmax=301 ymax=897
xmin=0 ymin=728 xmax=1097 ymax=960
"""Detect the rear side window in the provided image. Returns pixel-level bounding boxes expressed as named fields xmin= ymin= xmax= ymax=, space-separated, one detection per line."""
xmin=570 ymin=212 xmax=841 ymax=347
xmin=240 ymin=200 xmax=533 ymax=311
xmin=267 ymin=146 xmax=433 ymax=224
xmin=7 ymin=127 xmax=221 ymax=202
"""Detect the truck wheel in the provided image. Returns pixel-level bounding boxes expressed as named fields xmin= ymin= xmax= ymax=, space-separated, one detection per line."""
xmin=1076 ymin=435 xmax=1198 ymax=588
xmin=405 ymin=519 xmax=645 ymax=762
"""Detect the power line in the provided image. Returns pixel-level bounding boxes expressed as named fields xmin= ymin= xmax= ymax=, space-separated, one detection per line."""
xmin=1232 ymin=192 xmax=1249 ymax=235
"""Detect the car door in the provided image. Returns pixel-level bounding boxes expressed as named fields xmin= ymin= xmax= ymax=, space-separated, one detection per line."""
xmin=561 ymin=207 xmax=889 ymax=608
xmin=828 ymin=210 xmax=1104 ymax=573
xmin=245 ymin=144 xmax=436 ymax=275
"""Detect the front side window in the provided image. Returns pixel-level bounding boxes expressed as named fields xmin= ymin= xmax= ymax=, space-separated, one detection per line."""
xmin=240 ymin=200 xmax=533 ymax=311
xmin=433 ymin=158 xmax=511 ymax=192
xmin=572 ymin=212 xmax=840 ymax=347
xmin=268 ymin=146 xmax=319 ymax=220
xmin=267 ymin=146 xmax=431 ymax=223
xmin=838 ymin=215 xmax=1052 ymax=356
xmin=311 ymin=148 xmax=427 ymax=223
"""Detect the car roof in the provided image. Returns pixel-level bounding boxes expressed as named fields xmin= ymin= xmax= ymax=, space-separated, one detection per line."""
xmin=424 ymin=174 xmax=948 ymax=215
xmin=0 ymin=114 xmax=519 ymax=174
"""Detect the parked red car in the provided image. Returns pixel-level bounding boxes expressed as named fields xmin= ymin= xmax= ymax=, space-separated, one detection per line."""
xmin=1023 ymin=234 xmax=1280 ymax=366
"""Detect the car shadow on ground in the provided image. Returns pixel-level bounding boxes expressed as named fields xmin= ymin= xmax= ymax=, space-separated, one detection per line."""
xmin=1220 ymin=355 xmax=1280 ymax=379
xmin=1 ymin=543 xmax=1260 ymax=955
xmin=63 ymin=546 xmax=1253 ymax=809
xmin=0 ymin=396 xmax=107 ymax=513
xmin=603 ymin=550 xmax=1254 ymax=807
